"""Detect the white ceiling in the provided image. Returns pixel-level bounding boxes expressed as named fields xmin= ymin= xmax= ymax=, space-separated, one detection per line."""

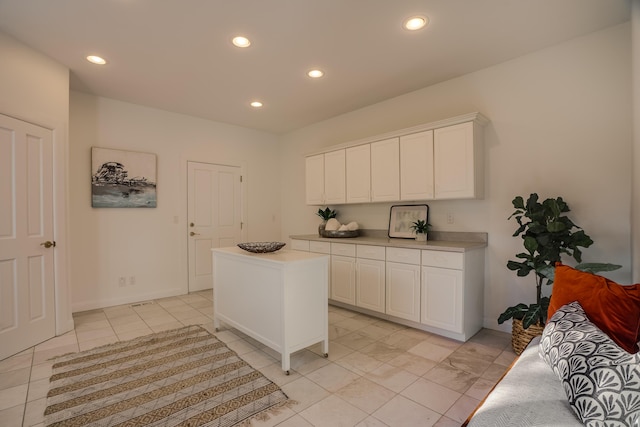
xmin=0 ymin=0 xmax=630 ymax=134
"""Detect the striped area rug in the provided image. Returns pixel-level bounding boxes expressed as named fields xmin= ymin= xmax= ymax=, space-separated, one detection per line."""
xmin=44 ymin=325 xmax=289 ymax=426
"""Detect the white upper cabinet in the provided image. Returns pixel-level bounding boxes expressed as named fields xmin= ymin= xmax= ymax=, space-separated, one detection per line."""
xmin=305 ymin=150 xmax=345 ymax=205
xmin=346 ymin=144 xmax=371 ymax=203
xmin=400 ymin=130 xmax=434 ymax=201
xmin=371 ymin=137 xmax=400 ymax=202
xmin=324 ymin=150 xmax=346 ymax=204
xmin=305 ymin=154 xmax=324 ymax=205
xmin=434 ymin=121 xmax=484 ymax=199
xmin=305 ymin=113 xmax=487 ymax=204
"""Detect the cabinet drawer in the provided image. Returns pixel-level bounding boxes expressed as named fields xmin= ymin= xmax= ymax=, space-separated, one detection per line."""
xmin=356 ymin=245 xmax=386 ymax=260
xmin=386 ymin=247 xmax=420 ymax=265
xmin=310 ymin=241 xmax=331 ymax=254
xmin=331 ymin=242 xmax=356 ymax=257
xmin=422 ymin=250 xmax=463 ymax=269
xmin=290 ymin=239 xmax=309 ymax=251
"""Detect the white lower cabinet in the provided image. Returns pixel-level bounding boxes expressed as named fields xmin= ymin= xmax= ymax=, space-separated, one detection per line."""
xmin=355 ymin=245 xmax=386 ymax=313
xmin=385 ymin=248 xmax=421 ymax=322
xmin=385 ymin=262 xmax=421 ymax=322
xmin=330 ymin=243 xmax=356 ymax=305
xmin=420 ymin=249 xmax=485 ymax=339
xmin=421 ymin=266 xmax=463 ymax=333
xmin=331 ymin=255 xmax=356 ymax=305
xmin=291 ymin=237 xmax=485 ymax=342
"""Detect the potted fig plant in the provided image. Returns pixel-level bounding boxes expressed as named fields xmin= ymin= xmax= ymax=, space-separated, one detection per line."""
xmin=410 ymin=219 xmax=431 ymax=242
xmin=316 ymin=207 xmax=337 ymax=236
xmin=498 ymin=193 xmax=620 ymax=354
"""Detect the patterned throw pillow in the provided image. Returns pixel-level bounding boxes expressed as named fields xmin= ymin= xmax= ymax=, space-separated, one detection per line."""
xmin=539 ymin=301 xmax=640 ymax=426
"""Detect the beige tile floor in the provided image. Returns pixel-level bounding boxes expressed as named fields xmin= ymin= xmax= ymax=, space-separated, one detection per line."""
xmin=0 ymin=290 xmax=516 ymax=427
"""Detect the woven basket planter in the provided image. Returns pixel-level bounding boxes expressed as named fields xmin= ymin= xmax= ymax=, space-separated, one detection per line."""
xmin=511 ymin=318 xmax=544 ymax=355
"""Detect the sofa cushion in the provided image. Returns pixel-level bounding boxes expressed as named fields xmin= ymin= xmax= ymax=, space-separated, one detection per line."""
xmin=539 ymin=301 xmax=640 ymax=426
xmin=547 ymin=264 xmax=640 ymax=353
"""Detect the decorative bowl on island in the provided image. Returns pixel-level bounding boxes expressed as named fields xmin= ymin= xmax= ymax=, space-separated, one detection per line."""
xmin=237 ymin=242 xmax=286 ymax=253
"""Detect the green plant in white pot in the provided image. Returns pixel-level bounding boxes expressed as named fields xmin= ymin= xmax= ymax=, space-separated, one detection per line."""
xmin=316 ymin=207 xmax=337 ymax=236
xmin=410 ymin=219 xmax=431 ymax=242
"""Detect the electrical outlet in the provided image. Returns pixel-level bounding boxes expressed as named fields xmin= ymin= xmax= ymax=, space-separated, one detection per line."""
xmin=128 ymin=276 xmax=136 ymax=286
xmin=447 ymin=212 xmax=454 ymax=224
xmin=118 ymin=277 xmax=126 ymax=287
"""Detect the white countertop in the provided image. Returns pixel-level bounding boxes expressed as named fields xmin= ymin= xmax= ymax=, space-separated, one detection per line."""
xmin=289 ymin=232 xmax=487 ymax=252
xmin=213 ymin=246 xmax=329 ymax=263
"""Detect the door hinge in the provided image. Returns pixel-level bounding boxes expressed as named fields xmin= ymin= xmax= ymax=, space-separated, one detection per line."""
xmin=240 ymin=222 xmax=244 ymax=230
xmin=240 ymin=175 xmax=243 ymax=183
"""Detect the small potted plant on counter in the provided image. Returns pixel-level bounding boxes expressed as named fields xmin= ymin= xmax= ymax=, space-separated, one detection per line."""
xmin=411 ymin=219 xmax=430 ymax=242
xmin=316 ymin=207 xmax=337 ymax=236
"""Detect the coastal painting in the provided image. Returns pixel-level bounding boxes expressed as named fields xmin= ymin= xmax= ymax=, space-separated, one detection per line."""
xmin=91 ymin=147 xmax=157 ymax=208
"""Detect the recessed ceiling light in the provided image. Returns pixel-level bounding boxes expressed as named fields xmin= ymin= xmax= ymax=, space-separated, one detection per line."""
xmin=86 ymin=55 xmax=107 ymax=65
xmin=232 ymin=36 xmax=251 ymax=48
xmin=403 ymin=16 xmax=428 ymax=31
xmin=307 ymin=69 xmax=324 ymax=79
xmin=250 ymin=101 xmax=263 ymax=108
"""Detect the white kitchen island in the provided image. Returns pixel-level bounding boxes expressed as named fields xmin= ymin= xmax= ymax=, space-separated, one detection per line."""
xmin=212 ymin=246 xmax=329 ymax=374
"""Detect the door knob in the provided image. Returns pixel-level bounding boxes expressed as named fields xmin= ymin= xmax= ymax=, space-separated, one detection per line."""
xmin=190 ymin=232 xmax=200 ymax=236
xmin=40 ymin=241 xmax=56 ymax=248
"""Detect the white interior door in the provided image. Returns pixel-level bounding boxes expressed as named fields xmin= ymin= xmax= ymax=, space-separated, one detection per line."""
xmin=0 ymin=114 xmax=56 ymax=360
xmin=187 ymin=161 xmax=242 ymax=292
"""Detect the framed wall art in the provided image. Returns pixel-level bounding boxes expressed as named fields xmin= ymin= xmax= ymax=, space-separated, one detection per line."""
xmin=388 ymin=204 xmax=429 ymax=238
xmin=91 ymin=147 xmax=157 ymax=208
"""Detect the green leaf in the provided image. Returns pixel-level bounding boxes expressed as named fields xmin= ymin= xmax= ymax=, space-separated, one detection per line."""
xmin=523 ymin=236 xmax=538 ymax=254
xmin=546 ymin=221 xmax=566 ymax=232
xmin=512 ymin=196 xmax=525 ymax=210
xmin=537 ymin=265 xmax=555 ymax=282
xmin=498 ymin=304 xmax=528 ymax=324
xmin=575 ymin=263 xmax=622 ymax=273
xmin=522 ymin=304 xmax=543 ymax=329
xmin=525 ymin=193 xmax=539 ymax=210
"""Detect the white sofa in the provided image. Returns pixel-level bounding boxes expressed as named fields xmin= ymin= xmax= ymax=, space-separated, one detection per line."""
xmin=466 ymin=301 xmax=640 ymax=426
xmin=464 ymin=336 xmax=582 ymax=426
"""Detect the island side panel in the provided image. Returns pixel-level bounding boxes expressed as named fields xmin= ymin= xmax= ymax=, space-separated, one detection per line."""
xmin=283 ymin=258 xmax=329 ymax=357
xmin=213 ymin=252 xmax=284 ymax=352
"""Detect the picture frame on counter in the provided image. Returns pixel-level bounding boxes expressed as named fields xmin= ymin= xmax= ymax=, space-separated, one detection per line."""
xmin=388 ymin=204 xmax=429 ymax=239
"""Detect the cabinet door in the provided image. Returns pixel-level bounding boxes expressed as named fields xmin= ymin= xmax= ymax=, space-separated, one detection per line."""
xmin=356 ymin=259 xmax=385 ymax=313
xmin=385 ymin=262 xmax=420 ymax=322
xmin=346 ymin=144 xmax=371 ymax=203
xmin=371 ymin=138 xmax=399 ymax=202
xmin=434 ymin=122 xmax=478 ymax=199
xmin=324 ymin=149 xmax=346 ymax=204
xmin=421 ymin=266 xmax=463 ymax=333
xmin=331 ymin=255 xmax=356 ymax=305
xmin=305 ymin=154 xmax=325 ymax=205
xmin=400 ymin=130 xmax=434 ymax=200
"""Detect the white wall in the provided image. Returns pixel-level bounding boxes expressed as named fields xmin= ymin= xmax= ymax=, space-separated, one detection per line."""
xmin=0 ymin=32 xmax=74 ymax=334
xmin=69 ymin=93 xmax=282 ymax=311
xmin=280 ymin=23 xmax=633 ymax=332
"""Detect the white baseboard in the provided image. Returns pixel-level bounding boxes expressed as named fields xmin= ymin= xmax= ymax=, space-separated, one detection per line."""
xmin=71 ymin=288 xmax=187 ymax=313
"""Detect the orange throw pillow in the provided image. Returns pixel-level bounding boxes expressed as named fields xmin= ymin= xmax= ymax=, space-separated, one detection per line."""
xmin=548 ymin=264 xmax=640 ymax=354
